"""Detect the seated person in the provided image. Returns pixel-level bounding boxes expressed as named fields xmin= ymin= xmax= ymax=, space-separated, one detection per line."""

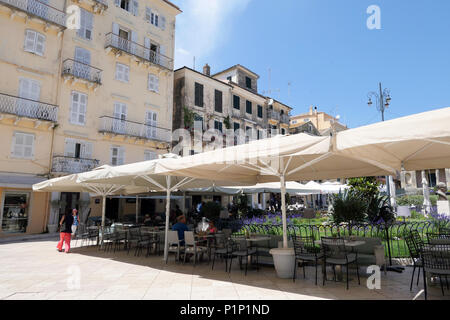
xmin=143 ymin=214 xmax=152 ymax=226
xmin=208 ymin=221 xmax=218 ymax=234
xmin=172 ymin=215 xmax=189 ymax=245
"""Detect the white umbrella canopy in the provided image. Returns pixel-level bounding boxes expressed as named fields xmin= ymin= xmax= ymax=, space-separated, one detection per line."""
xmin=337 ymin=107 xmax=450 ymax=172
xmin=240 ymin=181 xmax=321 ymax=194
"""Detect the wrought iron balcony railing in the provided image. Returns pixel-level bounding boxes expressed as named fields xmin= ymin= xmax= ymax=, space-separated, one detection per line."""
xmin=268 ymin=110 xmax=280 ymax=121
xmin=62 ymin=59 xmax=102 ymax=85
xmin=0 ymin=92 xmax=58 ymax=122
xmin=0 ymin=0 xmax=66 ymax=28
xmin=99 ymin=116 xmax=172 ymax=143
xmin=105 ymin=33 xmax=173 ymax=70
xmin=52 ymin=156 xmax=99 ymax=174
xmin=281 ymin=114 xmax=290 ymax=124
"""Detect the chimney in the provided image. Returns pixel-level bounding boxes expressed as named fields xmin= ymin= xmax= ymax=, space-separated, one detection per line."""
xmin=309 ymin=105 xmax=313 ymax=115
xmin=314 ymin=106 xmax=318 ymax=115
xmin=203 ymin=63 xmax=211 ymax=76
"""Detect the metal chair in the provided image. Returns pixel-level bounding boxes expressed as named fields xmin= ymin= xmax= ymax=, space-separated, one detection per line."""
xmin=81 ymin=227 xmax=99 ymax=247
xmin=421 ymin=244 xmax=450 ymax=300
xmin=184 ymin=231 xmax=208 ymax=266
xmin=321 ymin=237 xmax=360 ymax=290
xmin=212 ymin=234 xmax=235 ymax=272
xmin=292 ymin=235 xmax=323 ymax=285
xmin=229 ymin=237 xmax=258 ymax=276
xmin=405 ymin=234 xmax=423 ymax=291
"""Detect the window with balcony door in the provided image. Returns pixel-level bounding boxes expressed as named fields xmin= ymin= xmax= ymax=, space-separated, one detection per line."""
xmin=146 ymin=111 xmax=157 ymax=139
xmin=115 ymin=0 xmax=139 ymax=16
xmin=18 ymin=78 xmax=40 ymax=117
xmin=144 ymin=150 xmax=157 ymax=161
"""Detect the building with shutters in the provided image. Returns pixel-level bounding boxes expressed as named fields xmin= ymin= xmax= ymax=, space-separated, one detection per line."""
xmin=0 ymin=0 xmax=181 ymax=236
xmin=173 ymin=64 xmax=292 ymax=155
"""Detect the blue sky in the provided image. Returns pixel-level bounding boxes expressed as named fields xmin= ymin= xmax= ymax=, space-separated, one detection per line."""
xmin=171 ymin=0 xmax=450 ymax=128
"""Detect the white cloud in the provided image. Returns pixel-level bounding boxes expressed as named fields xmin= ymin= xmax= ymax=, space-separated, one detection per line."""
xmin=172 ymin=0 xmax=252 ymax=69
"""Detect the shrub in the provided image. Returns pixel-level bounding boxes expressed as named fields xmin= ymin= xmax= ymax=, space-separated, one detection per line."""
xmin=331 ymin=190 xmax=367 ymax=224
xmin=397 ymin=195 xmax=438 ymax=206
xmin=367 ymin=194 xmax=395 ymax=224
xmin=200 ymin=202 xmax=222 ymax=221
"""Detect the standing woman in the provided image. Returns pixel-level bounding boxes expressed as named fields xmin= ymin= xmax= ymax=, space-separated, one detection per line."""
xmin=71 ymin=208 xmax=80 ymax=239
xmin=57 ymin=209 xmax=74 ymax=253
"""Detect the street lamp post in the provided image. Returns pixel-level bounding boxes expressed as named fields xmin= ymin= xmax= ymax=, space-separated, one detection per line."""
xmin=368 ymin=83 xmax=392 ymax=202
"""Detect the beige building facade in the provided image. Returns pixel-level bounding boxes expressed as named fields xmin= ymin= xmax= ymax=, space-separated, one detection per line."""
xmin=0 ymin=0 xmax=181 ymax=235
xmin=173 ymin=64 xmax=292 ymax=156
xmin=289 ymin=106 xmax=347 ymax=136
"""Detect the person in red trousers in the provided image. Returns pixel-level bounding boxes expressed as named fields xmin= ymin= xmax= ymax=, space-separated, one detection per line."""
xmin=57 ymin=210 xmax=74 ymax=253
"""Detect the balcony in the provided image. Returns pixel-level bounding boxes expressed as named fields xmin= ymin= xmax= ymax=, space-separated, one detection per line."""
xmin=268 ymin=110 xmax=280 ymax=121
xmin=99 ymin=116 xmax=172 ymax=143
xmin=105 ymin=33 xmax=173 ymax=70
xmin=281 ymin=114 xmax=290 ymax=124
xmin=62 ymin=59 xmax=102 ymax=88
xmin=0 ymin=0 xmax=66 ymax=28
xmin=232 ymin=108 xmax=241 ymax=119
xmin=0 ymin=92 xmax=58 ymax=122
xmin=52 ymin=156 xmax=99 ymax=174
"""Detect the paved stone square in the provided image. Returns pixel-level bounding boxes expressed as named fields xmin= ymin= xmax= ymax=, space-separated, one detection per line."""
xmin=0 ymin=238 xmax=449 ymax=300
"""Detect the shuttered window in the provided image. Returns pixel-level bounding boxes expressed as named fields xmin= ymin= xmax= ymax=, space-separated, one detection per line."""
xmin=24 ymin=30 xmax=45 ymax=56
xmin=64 ymin=138 xmax=93 ymax=159
xmin=214 ymin=120 xmax=223 ymax=133
xmin=233 ymin=95 xmax=240 ymax=110
xmin=148 ymin=74 xmax=159 ymax=92
xmin=214 ymin=90 xmax=223 ymax=113
xmin=194 ymin=82 xmax=204 ymax=107
xmin=246 ymin=100 xmax=252 ymax=114
xmin=111 ymin=146 xmax=125 ymax=166
xmin=11 ymin=132 xmax=34 ymax=159
xmin=144 ymin=150 xmax=157 ymax=161
xmin=70 ymin=91 xmax=87 ymax=125
xmin=77 ymin=8 xmax=93 ymax=40
xmin=115 ymin=63 xmax=129 ymax=82
xmin=257 ymin=105 xmax=263 ymax=118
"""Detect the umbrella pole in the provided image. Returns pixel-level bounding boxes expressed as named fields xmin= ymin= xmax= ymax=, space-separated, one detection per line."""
xmin=135 ymin=195 xmax=139 ymax=224
xmin=280 ymin=175 xmax=288 ymax=249
xmin=164 ymin=176 xmax=171 ymax=263
xmin=101 ymin=195 xmax=106 ymax=248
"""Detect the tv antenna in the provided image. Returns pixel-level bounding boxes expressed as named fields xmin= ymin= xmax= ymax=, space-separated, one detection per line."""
xmin=262 ymin=68 xmax=280 ymax=98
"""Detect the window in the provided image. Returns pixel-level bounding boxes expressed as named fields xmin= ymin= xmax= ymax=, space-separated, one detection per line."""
xmin=77 ymin=8 xmax=93 ymax=40
xmin=70 ymin=91 xmax=87 ymax=125
xmin=194 ymin=82 xmax=204 ymax=107
xmin=214 ymin=90 xmax=222 ymax=113
xmin=146 ymin=7 xmax=166 ymax=29
xmin=116 ymin=0 xmax=139 ymax=16
xmin=64 ymin=138 xmax=92 ymax=159
xmin=145 ymin=111 xmax=157 ymax=138
xmin=11 ymin=132 xmax=34 ymax=159
xmin=115 ymin=63 xmax=129 ymax=82
xmin=245 ymin=76 xmax=252 ymax=89
xmin=194 ymin=114 xmax=204 ymax=130
xmin=24 ymin=30 xmax=45 ymax=56
xmin=233 ymin=122 xmax=240 ymax=131
xmin=227 ymin=76 xmax=232 ymax=81
xmin=111 ymin=146 xmax=125 ymax=166
xmin=257 ymin=105 xmax=263 ymax=118
xmin=257 ymin=129 xmax=264 ymax=140
xmin=144 ymin=150 xmax=157 ymax=161
xmin=291 ymin=120 xmax=298 ymax=124
xmin=246 ymin=100 xmax=252 ymax=114
xmin=233 ymin=95 xmax=240 ymax=110
xmin=113 ymin=102 xmax=127 ymax=133
xmin=214 ymin=120 xmax=223 ymax=133
xmin=18 ymin=78 xmax=40 ymax=116
xmin=148 ymin=74 xmax=159 ymax=92
xmin=281 ymin=128 xmax=286 ymax=135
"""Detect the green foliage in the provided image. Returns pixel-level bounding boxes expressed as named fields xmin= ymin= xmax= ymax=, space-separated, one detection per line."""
xmin=223 ymin=116 xmax=231 ymax=129
xmin=183 ymin=106 xmax=195 ymax=129
xmin=331 ymin=190 xmax=368 ymax=224
xmin=366 ymin=194 xmax=395 ymax=223
xmin=348 ymin=177 xmax=380 ymax=199
xmin=200 ymin=201 xmax=223 ymax=221
xmin=235 ymin=194 xmax=249 ymax=218
xmin=397 ymin=195 xmax=438 ymax=206
xmin=249 ymin=208 xmax=266 ymax=217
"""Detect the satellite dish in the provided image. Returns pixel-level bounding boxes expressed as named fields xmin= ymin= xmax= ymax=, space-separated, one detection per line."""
xmin=336 ymin=115 xmax=341 ymax=121
xmin=268 ymin=99 xmax=274 ymax=105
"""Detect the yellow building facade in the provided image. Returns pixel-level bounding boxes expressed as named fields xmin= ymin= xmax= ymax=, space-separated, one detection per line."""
xmin=0 ymin=0 xmax=180 ymax=236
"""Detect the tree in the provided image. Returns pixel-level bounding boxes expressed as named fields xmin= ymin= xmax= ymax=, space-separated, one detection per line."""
xmin=331 ymin=190 xmax=367 ymax=224
xmin=347 ymin=177 xmax=380 ymax=199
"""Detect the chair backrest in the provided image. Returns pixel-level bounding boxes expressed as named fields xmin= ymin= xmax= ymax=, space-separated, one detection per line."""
xmin=421 ymin=244 xmax=450 ymax=272
xmin=184 ymin=231 xmax=195 ymax=246
xmin=222 ymin=228 xmax=232 ymax=239
xmin=409 ymin=230 xmax=424 ymax=247
xmin=292 ymin=235 xmax=316 ymax=256
xmin=405 ymin=234 xmax=421 ymax=259
xmin=427 ymin=232 xmax=450 ymax=245
xmin=168 ymin=230 xmax=179 ymax=245
xmin=128 ymin=227 xmax=141 ymax=240
xmin=321 ymin=237 xmax=346 ymax=258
